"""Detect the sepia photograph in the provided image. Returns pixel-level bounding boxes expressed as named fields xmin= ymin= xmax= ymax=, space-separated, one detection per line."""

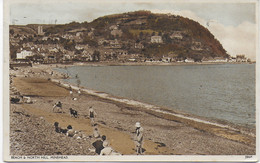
xmin=3 ymin=0 xmax=259 ymax=161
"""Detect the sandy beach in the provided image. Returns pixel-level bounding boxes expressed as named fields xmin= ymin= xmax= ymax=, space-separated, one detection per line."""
xmin=9 ymin=63 xmax=256 ymax=155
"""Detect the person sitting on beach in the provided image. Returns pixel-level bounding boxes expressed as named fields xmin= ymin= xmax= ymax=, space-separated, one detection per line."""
xmin=61 ymin=128 xmax=68 ymax=134
xmin=93 ymin=126 xmax=100 ymax=138
xmin=69 ymin=108 xmax=78 ymax=118
xmin=66 ymin=125 xmax=75 ymax=137
xmin=54 ymin=122 xmax=61 ymax=133
xmin=53 ymin=101 xmax=63 ymax=113
xmin=54 ymin=122 xmax=68 ymax=134
xmin=100 ymin=141 xmax=113 ymax=155
xmin=91 ymin=135 xmax=107 ymax=155
xmin=100 ymin=141 xmax=121 ymax=155
xmin=134 ymin=122 xmax=144 ymax=155
xmin=89 ymin=106 xmax=97 ymax=125
xmin=73 ymin=130 xmax=87 ymax=140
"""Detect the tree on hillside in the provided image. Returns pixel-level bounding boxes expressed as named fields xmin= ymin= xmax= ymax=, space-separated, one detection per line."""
xmin=10 ymin=29 xmax=14 ymax=35
xmin=109 ymin=34 xmax=115 ymax=40
xmin=121 ymin=28 xmax=134 ymax=40
xmin=9 ymin=44 xmax=19 ymax=60
xmin=139 ymin=32 xmax=144 ymax=39
xmin=74 ymin=49 xmax=83 ymax=60
xmin=63 ymin=40 xmax=76 ymax=51
xmin=192 ymin=53 xmax=203 ymax=62
xmin=92 ymin=50 xmax=100 ymax=62
xmin=162 ymin=33 xmax=171 ymax=44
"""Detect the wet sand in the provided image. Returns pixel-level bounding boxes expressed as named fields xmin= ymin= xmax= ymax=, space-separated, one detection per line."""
xmin=9 ymin=64 xmax=256 ymax=155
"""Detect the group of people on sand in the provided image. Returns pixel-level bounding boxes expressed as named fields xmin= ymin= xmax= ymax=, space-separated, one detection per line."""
xmin=90 ymin=120 xmax=144 ymax=155
xmin=53 ymin=122 xmax=87 ymax=140
xmin=52 ymin=85 xmax=144 ymax=155
xmin=88 ymin=107 xmax=121 ymax=155
xmin=90 ymin=123 xmax=121 ymax=155
xmin=52 ymin=106 xmax=121 ymax=155
xmin=52 ymin=87 xmax=81 ymax=115
xmin=88 ymin=104 xmax=144 ymax=155
xmin=52 ymin=106 xmax=99 ymax=140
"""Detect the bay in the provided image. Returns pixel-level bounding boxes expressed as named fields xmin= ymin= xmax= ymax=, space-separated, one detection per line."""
xmin=56 ymin=63 xmax=255 ymax=128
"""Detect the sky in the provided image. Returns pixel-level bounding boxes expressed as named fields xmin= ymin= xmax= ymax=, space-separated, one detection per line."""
xmin=7 ymin=0 xmax=258 ymax=60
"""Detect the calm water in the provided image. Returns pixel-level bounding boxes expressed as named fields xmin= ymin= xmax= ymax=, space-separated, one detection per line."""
xmin=57 ymin=64 xmax=255 ymax=127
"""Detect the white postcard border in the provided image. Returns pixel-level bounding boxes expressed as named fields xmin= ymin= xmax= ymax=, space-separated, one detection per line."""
xmin=3 ymin=0 xmax=259 ymax=162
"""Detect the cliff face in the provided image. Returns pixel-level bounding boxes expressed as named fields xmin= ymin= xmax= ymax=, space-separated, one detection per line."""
xmin=10 ymin=11 xmax=228 ymax=61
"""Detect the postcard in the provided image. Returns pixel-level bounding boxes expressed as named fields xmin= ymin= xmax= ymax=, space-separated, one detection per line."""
xmin=3 ymin=0 xmax=259 ymax=161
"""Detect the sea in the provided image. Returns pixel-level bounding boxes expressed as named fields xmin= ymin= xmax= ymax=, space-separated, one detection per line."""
xmin=55 ymin=63 xmax=256 ymax=128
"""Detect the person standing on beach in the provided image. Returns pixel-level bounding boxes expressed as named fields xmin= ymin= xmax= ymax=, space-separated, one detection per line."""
xmin=89 ymin=106 xmax=97 ymax=125
xmin=52 ymin=101 xmax=63 ymax=113
xmin=134 ymin=122 xmax=144 ymax=155
xmin=92 ymin=135 xmax=107 ymax=155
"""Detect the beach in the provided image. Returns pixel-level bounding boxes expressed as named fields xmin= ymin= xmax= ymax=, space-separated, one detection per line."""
xmin=9 ymin=63 xmax=256 ymax=155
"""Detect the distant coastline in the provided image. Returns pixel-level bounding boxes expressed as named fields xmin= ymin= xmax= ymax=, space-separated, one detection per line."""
xmin=54 ymin=61 xmax=254 ymax=68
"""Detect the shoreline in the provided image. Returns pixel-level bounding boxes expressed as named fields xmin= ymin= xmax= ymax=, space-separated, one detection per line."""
xmin=52 ymin=62 xmax=255 ymax=129
xmin=22 ymin=61 xmax=254 ymax=69
xmin=59 ymin=61 xmax=253 ymax=67
xmin=52 ymin=78 xmax=256 ymax=141
xmin=43 ymin=62 xmax=256 ymax=138
xmin=30 ymin=63 xmax=257 ymax=136
xmin=9 ymin=63 xmax=256 ymax=155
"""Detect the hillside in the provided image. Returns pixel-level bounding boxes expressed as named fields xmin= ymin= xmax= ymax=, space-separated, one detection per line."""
xmin=10 ymin=11 xmax=228 ymax=62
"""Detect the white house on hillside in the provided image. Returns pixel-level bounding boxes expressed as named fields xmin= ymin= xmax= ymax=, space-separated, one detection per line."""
xmin=185 ymin=58 xmax=195 ymax=62
xmin=151 ymin=36 xmax=163 ymax=43
xmin=170 ymin=31 xmax=183 ymax=39
xmin=214 ymin=57 xmax=228 ymax=62
xmin=16 ymin=50 xmax=33 ymax=59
